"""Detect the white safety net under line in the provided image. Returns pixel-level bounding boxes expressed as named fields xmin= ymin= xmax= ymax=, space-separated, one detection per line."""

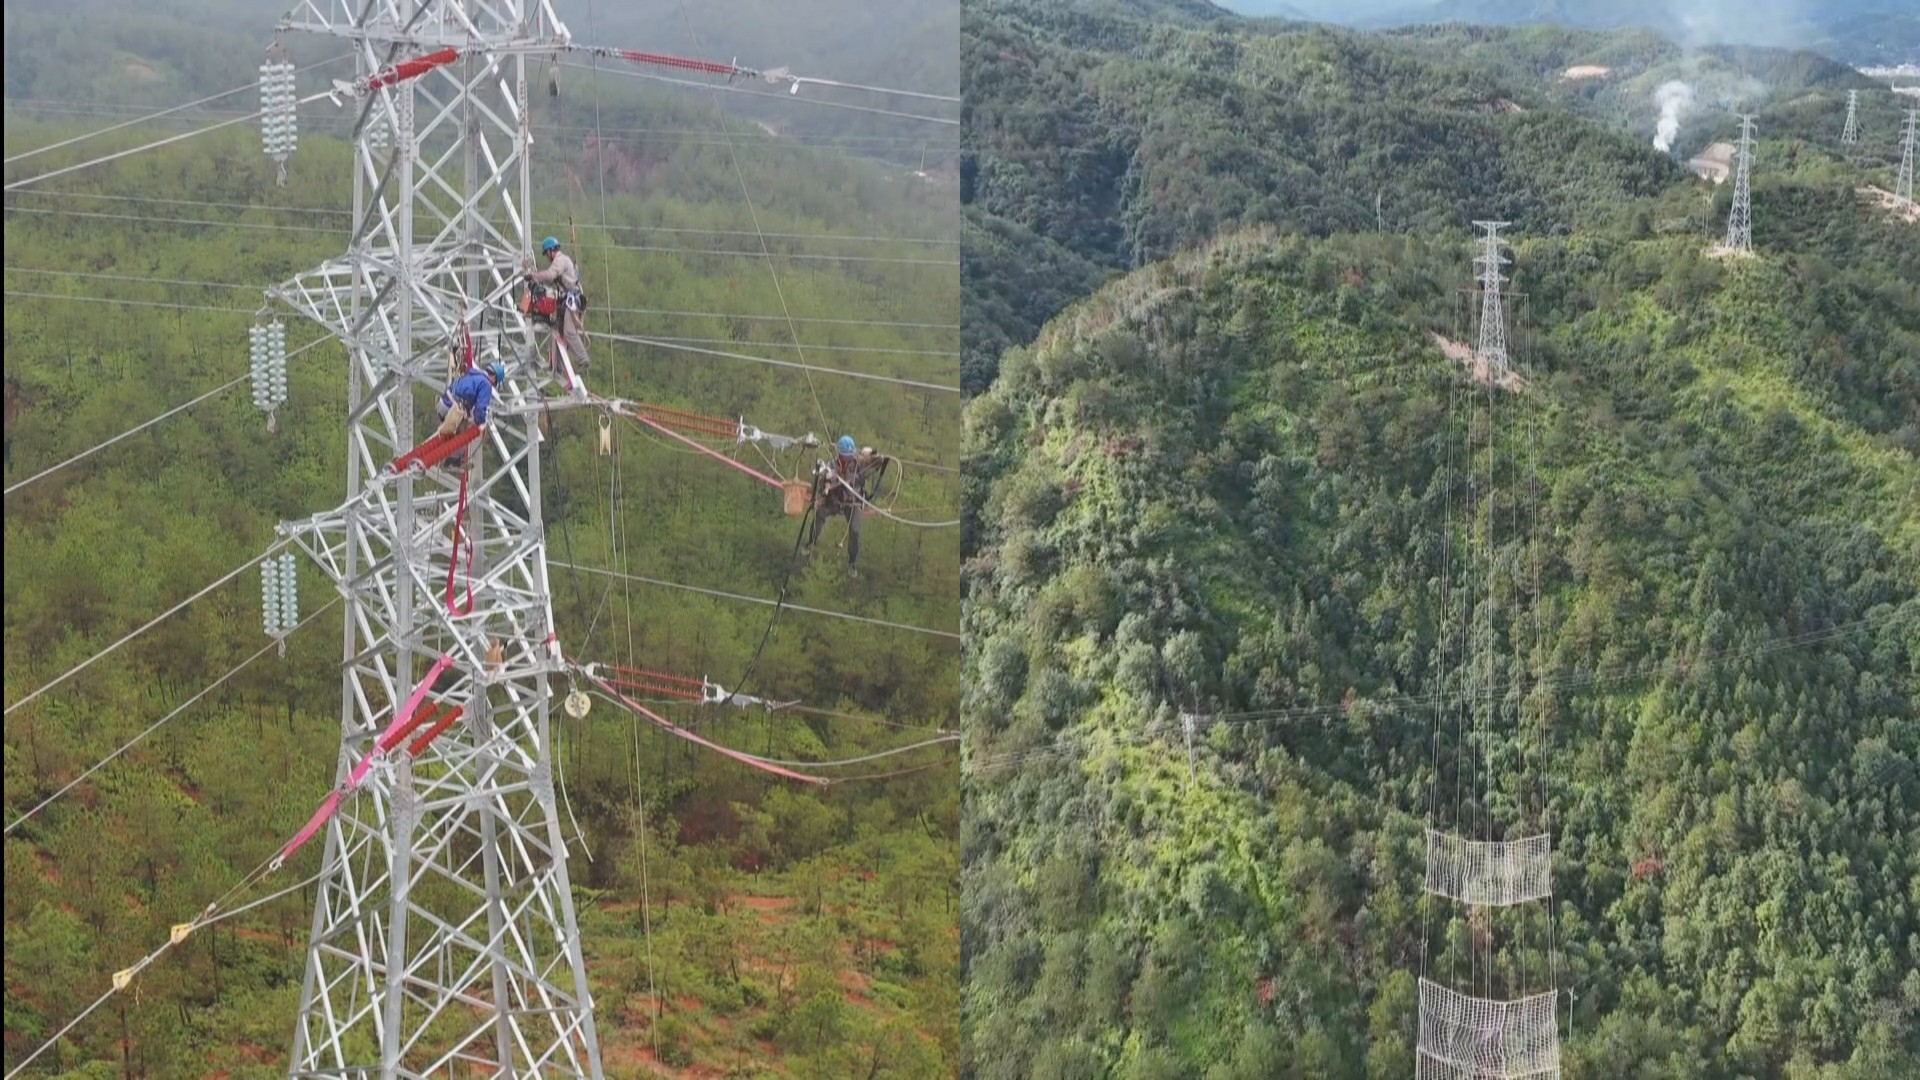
xmin=1417 ymin=978 xmax=1560 ymax=1080
xmin=1425 ymin=829 xmax=1552 ymax=906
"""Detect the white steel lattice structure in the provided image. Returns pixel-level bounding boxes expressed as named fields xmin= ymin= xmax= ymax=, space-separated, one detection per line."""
xmin=1471 ymin=221 xmax=1510 ymax=377
xmin=1425 ymin=830 xmax=1552 ymax=907
xmin=265 ymin=0 xmax=601 ymax=1075
xmin=1725 ymin=115 xmax=1755 ymax=253
xmin=1417 ymin=981 xmax=1561 ymax=1080
xmin=1415 ymin=224 xmax=1560 ymax=1080
xmin=1841 ymin=90 xmax=1859 ymax=145
xmin=1898 ymin=109 xmax=1916 ymax=210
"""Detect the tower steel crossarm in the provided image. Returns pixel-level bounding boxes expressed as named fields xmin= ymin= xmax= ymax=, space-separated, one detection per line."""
xmin=266 ymin=1 xmax=603 ymax=1076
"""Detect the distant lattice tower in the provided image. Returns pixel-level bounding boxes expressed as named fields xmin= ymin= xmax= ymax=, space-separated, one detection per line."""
xmin=1724 ymin=115 xmax=1756 ymax=253
xmin=1841 ymin=90 xmax=1859 ymax=146
xmin=1898 ymin=108 xmax=1917 ymax=210
xmin=1471 ymin=221 xmax=1511 ymax=379
xmin=264 ymin=0 xmax=602 ymax=1076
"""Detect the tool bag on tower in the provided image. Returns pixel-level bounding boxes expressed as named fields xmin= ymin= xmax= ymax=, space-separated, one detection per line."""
xmin=518 ymin=280 xmax=560 ymax=323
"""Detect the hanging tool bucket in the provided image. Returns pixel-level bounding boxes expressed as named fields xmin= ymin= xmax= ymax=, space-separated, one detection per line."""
xmin=782 ymin=479 xmax=813 ymax=516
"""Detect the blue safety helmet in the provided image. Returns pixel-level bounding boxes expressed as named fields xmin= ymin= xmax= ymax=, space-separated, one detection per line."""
xmin=836 ymin=435 xmax=856 ymax=455
xmin=541 ymin=236 xmax=560 ymax=254
xmin=486 ymin=362 xmax=506 ymax=384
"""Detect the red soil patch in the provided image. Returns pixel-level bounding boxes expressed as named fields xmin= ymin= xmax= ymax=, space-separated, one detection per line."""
xmin=736 ymin=895 xmax=792 ymax=924
xmin=1429 ymin=332 xmax=1526 ymax=392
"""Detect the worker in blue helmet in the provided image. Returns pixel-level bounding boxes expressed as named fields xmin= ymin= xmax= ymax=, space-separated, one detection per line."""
xmin=806 ymin=434 xmax=890 ymax=575
xmin=433 ymin=360 xmax=506 ymax=467
xmin=526 ymin=236 xmax=590 ymax=370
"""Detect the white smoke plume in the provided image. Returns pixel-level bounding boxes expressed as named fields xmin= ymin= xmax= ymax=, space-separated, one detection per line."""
xmin=1654 ymin=80 xmax=1696 ymax=153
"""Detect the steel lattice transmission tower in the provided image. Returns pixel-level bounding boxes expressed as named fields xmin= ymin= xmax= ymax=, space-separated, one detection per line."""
xmin=1841 ymin=89 xmax=1859 ymax=146
xmin=1412 ymin=225 xmax=1562 ymax=1080
xmin=1472 ymin=221 xmax=1511 ymax=379
xmin=265 ymin=0 xmax=602 ymax=1076
xmin=1898 ymin=108 xmax=1917 ymax=210
xmin=1724 ymin=115 xmax=1756 ymax=253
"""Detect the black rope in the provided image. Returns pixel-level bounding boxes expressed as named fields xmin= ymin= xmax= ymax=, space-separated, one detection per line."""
xmin=550 ymin=401 xmax=599 ymax=657
xmin=720 ymin=467 xmax=823 ymax=708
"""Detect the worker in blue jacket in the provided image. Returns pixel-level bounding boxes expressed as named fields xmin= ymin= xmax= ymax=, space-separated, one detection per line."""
xmin=434 ymin=361 xmax=505 ymax=449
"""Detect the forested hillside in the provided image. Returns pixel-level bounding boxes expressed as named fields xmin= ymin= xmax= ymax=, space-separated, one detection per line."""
xmin=4 ymin=34 xmax=959 ymax=1080
xmin=960 ymin=2 xmax=1920 ymax=1078
xmin=1227 ymin=0 xmax=1920 ymax=66
xmin=958 ymin=0 xmax=1913 ymax=395
xmin=959 ymin=0 xmax=1678 ymax=390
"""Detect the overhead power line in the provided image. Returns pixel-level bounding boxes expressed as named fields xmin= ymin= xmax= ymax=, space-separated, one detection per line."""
xmin=2 ymin=53 xmax=351 ymax=165
xmin=4 ymin=597 xmax=341 ymax=835
xmin=4 ymin=338 xmax=328 ymax=497
xmin=3 ymin=86 xmax=338 ymax=192
xmin=8 ymin=191 xmax=961 ymax=246
xmin=6 ymin=207 xmax=956 ymax=266
xmin=548 ymin=560 xmax=958 ymax=640
xmin=0 ymin=291 xmax=951 ymax=392
xmin=9 ymin=102 xmax=959 ymax=147
xmin=555 ymin=61 xmax=959 ymax=126
xmin=3 ymin=545 xmax=289 ymax=718
xmin=600 ymin=330 xmax=958 ymax=393
xmin=7 ymin=267 xmax=960 ymax=330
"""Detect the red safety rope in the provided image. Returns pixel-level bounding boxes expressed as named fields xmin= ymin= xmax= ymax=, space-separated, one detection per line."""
xmin=273 ymin=655 xmax=454 ymax=868
xmin=446 ymin=466 xmax=475 ymax=616
xmin=586 ymin=671 xmax=828 ymax=785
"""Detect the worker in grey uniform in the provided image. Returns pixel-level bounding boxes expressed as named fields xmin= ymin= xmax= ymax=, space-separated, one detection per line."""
xmin=806 ymin=435 xmax=889 ymax=577
xmin=526 ymin=236 xmax=590 ymax=370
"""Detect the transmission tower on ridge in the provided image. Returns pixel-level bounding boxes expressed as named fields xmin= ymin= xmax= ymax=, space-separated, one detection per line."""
xmin=263 ymin=0 xmax=602 ymax=1075
xmin=1471 ymin=221 xmax=1511 ymax=380
xmin=1898 ymin=108 xmax=1916 ymax=210
xmin=1415 ymin=226 xmax=1561 ymax=1080
xmin=1724 ymin=115 xmax=1756 ymax=253
xmin=1841 ymin=89 xmax=1859 ymax=146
